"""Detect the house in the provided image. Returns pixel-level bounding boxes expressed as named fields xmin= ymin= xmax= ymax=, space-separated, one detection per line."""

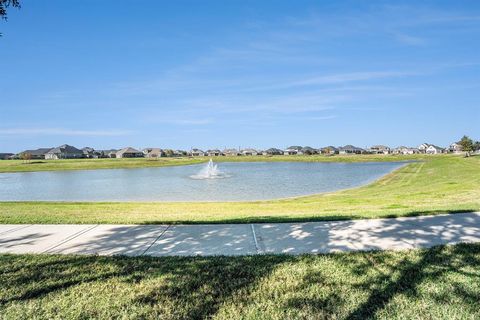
xmin=115 ymin=147 xmax=144 ymax=158
xmin=45 ymin=145 xmax=84 ymax=160
xmin=284 ymin=146 xmax=304 ymax=155
xmin=369 ymin=145 xmax=391 ymax=154
xmin=174 ymin=150 xmax=187 ymax=157
xmin=426 ymin=145 xmax=445 ymax=155
xmin=320 ymin=146 xmax=339 ymax=155
xmin=223 ymin=148 xmax=241 ymax=156
xmin=393 ymin=146 xmax=419 ymax=155
xmin=338 ymin=145 xmax=365 ymax=154
xmin=418 ymin=143 xmax=430 ymax=154
xmin=143 ymin=148 xmax=165 ymax=158
xmin=449 ymin=143 xmax=463 ymax=154
xmin=190 ymin=149 xmax=206 ymax=157
xmin=81 ymin=147 xmax=97 ymax=158
xmin=206 ymin=149 xmax=223 ymax=156
xmin=263 ymin=148 xmax=283 ymax=156
xmin=301 ymin=146 xmax=318 ymax=155
xmin=241 ymin=148 xmax=259 ymax=156
xmin=0 ymin=153 xmax=13 ymax=160
xmin=15 ymin=148 xmax=53 ymax=160
xmin=99 ymin=149 xmax=118 ymax=158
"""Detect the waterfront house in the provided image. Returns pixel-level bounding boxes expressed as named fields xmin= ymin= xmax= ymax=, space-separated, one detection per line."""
xmin=190 ymin=149 xmax=206 ymax=157
xmin=393 ymin=146 xmax=420 ymax=155
xmin=15 ymin=148 xmax=53 ymax=160
xmin=241 ymin=148 xmax=258 ymax=156
xmin=81 ymin=147 xmax=97 ymax=158
xmin=263 ymin=148 xmax=283 ymax=155
xmin=369 ymin=145 xmax=391 ymax=154
xmin=143 ymin=148 xmax=165 ymax=158
xmin=320 ymin=146 xmax=339 ymax=155
xmin=0 ymin=153 xmax=14 ymax=160
xmin=115 ymin=147 xmax=144 ymax=158
xmin=418 ymin=143 xmax=430 ymax=154
xmin=45 ymin=145 xmax=84 ymax=160
xmin=426 ymin=145 xmax=445 ymax=154
xmin=241 ymin=148 xmax=259 ymax=156
xmin=223 ymin=148 xmax=241 ymax=156
xmin=338 ymin=145 xmax=365 ymax=154
xmin=206 ymin=149 xmax=223 ymax=156
xmin=301 ymin=146 xmax=318 ymax=155
xmin=448 ymin=143 xmax=463 ymax=154
xmin=284 ymin=146 xmax=304 ymax=155
xmin=174 ymin=150 xmax=188 ymax=157
xmin=98 ymin=149 xmax=118 ymax=158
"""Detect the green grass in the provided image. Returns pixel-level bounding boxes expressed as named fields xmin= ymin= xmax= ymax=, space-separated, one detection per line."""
xmin=0 ymin=155 xmax=478 ymax=224
xmin=0 ymin=154 xmax=428 ymax=174
xmin=1 ymin=243 xmax=479 ymax=319
xmin=0 ymin=157 xmax=204 ymax=173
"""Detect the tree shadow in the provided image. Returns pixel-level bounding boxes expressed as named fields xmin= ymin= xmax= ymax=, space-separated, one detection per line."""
xmin=0 ymin=253 xmax=291 ymax=319
xmin=142 ymin=209 xmax=477 ymax=225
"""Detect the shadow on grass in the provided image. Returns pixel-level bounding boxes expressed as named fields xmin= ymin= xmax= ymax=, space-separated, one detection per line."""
xmin=0 ymin=254 xmax=290 ymax=319
xmin=141 ymin=209 xmax=478 ymax=225
xmin=2 ymin=244 xmax=480 ymax=318
xmin=345 ymin=243 xmax=480 ymax=319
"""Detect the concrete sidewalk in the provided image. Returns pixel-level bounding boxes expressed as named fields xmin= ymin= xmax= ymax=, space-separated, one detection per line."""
xmin=1 ymin=212 xmax=479 ymax=256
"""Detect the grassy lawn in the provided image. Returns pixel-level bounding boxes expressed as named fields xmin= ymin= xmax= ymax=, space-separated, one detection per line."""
xmin=0 ymin=157 xmax=204 ymax=173
xmin=0 ymin=154 xmax=430 ymax=173
xmin=0 ymin=243 xmax=479 ymax=319
xmin=0 ymin=155 xmax=478 ymax=224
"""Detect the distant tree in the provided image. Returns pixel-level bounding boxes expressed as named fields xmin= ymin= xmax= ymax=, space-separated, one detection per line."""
xmin=20 ymin=151 xmax=31 ymax=164
xmin=164 ymin=149 xmax=174 ymax=157
xmin=458 ymin=135 xmax=474 ymax=157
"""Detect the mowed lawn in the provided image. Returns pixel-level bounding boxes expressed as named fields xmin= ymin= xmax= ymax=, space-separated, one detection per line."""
xmin=0 ymin=155 xmax=478 ymax=224
xmin=1 ymin=243 xmax=479 ymax=319
xmin=0 ymin=154 xmax=433 ymax=173
xmin=0 ymin=157 xmax=204 ymax=173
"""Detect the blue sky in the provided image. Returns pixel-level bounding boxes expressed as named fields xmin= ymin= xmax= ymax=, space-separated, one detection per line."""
xmin=1 ymin=0 xmax=479 ymax=152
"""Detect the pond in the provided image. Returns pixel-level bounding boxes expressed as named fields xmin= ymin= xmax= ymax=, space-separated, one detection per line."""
xmin=0 ymin=161 xmax=406 ymax=202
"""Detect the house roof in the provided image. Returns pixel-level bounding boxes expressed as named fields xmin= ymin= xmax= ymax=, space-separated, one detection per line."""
xmin=321 ymin=146 xmax=338 ymax=151
xmin=427 ymin=145 xmax=445 ymax=150
xmin=0 ymin=153 xmax=14 ymax=158
xmin=116 ymin=147 xmax=142 ymax=154
xmin=191 ymin=149 xmax=204 ymax=153
xmin=370 ymin=145 xmax=390 ymax=149
xmin=223 ymin=148 xmax=239 ymax=153
xmin=286 ymin=146 xmax=303 ymax=151
xmin=241 ymin=148 xmax=258 ymax=153
xmin=46 ymin=145 xmax=83 ymax=154
xmin=339 ymin=145 xmax=364 ymax=151
xmin=19 ymin=148 xmax=53 ymax=156
xmin=99 ymin=149 xmax=118 ymax=154
xmin=144 ymin=148 xmax=164 ymax=155
xmin=264 ymin=148 xmax=283 ymax=153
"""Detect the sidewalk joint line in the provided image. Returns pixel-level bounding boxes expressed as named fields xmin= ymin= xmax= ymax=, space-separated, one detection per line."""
xmin=142 ymin=225 xmax=170 ymax=256
xmin=43 ymin=224 xmax=99 ymax=253
xmin=251 ymin=224 xmax=260 ymax=254
xmin=0 ymin=224 xmax=32 ymax=236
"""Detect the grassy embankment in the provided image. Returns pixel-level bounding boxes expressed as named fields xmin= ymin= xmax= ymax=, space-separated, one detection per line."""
xmin=0 ymin=154 xmax=478 ymax=224
xmin=0 ymin=154 xmax=428 ymax=173
xmin=1 ymin=243 xmax=479 ymax=319
xmin=0 ymin=157 xmax=204 ymax=173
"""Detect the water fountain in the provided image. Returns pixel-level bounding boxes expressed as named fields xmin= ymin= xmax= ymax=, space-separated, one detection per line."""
xmin=190 ymin=159 xmax=230 ymax=179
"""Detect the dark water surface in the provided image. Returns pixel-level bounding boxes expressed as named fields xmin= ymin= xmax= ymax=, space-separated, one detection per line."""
xmin=0 ymin=161 xmax=405 ymax=201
